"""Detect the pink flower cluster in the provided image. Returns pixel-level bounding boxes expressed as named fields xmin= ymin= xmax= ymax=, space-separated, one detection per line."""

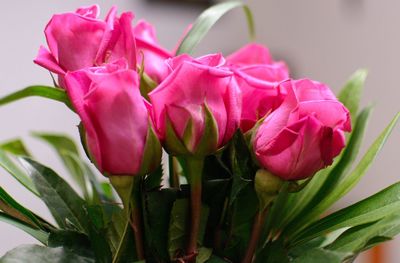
xmin=35 ymin=5 xmax=351 ymax=180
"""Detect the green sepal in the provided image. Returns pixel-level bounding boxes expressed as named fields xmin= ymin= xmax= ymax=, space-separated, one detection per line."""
xmin=194 ymin=104 xmax=219 ymax=156
xmin=165 ymin=115 xmax=190 ymax=156
xmin=109 ymin=176 xmax=134 ymax=213
xmin=138 ymin=57 xmax=158 ymax=100
xmin=139 ymin=120 xmax=162 ymax=176
xmin=254 ymin=169 xmax=284 ymax=211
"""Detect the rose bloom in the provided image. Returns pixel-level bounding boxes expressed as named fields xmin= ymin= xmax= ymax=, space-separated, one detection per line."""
xmin=64 ymin=59 xmax=160 ymax=175
xmin=253 ymin=79 xmax=351 ymax=180
xmin=34 ymin=5 xmax=171 ymax=87
xmin=149 ymin=53 xmax=241 ymax=156
xmin=226 ymin=43 xmax=289 ymax=132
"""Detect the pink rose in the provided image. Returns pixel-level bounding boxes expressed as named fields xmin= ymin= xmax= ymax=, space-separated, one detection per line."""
xmin=253 ymin=79 xmax=351 ymax=180
xmin=64 ymin=60 xmax=160 ymax=175
xmin=34 ymin=5 xmax=136 ymax=83
xmin=149 ymin=54 xmax=241 ymax=155
xmin=227 ymin=43 xmax=283 ymax=67
xmin=134 ymin=20 xmax=172 ymax=84
xmin=226 ymin=43 xmax=290 ymax=132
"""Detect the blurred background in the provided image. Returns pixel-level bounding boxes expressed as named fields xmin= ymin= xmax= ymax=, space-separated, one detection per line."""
xmin=0 ymin=1 xmax=399 ymax=262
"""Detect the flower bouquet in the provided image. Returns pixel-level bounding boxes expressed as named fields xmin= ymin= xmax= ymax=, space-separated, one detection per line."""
xmin=0 ymin=2 xmax=399 ymax=263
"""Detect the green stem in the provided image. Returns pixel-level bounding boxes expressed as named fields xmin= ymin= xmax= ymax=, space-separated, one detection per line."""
xmin=130 ymin=176 xmax=145 ymax=260
xmin=169 ymin=156 xmax=180 ymax=188
xmin=109 ymin=176 xmax=145 ymax=261
xmin=241 ymin=207 xmax=269 ymax=263
xmin=183 ymin=156 xmax=204 ymax=261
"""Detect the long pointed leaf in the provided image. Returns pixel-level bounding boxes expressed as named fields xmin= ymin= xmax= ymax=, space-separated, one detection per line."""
xmin=0 ymin=212 xmax=49 ymax=244
xmin=291 ymin=182 xmax=400 ymax=246
xmin=285 ymin=112 xmax=400 ymax=239
xmin=0 ymin=139 xmax=31 ymax=156
xmin=20 ymin=157 xmax=88 ymax=233
xmin=32 ymin=133 xmax=89 ymax=198
xmin=0 ymin=149 xmax=39 ymax=196
xmin=338 ymin=69 xmax=368 ymax=122
xmin=281 ymin=107 xmax=372 ymax=233
xmin=0 ymin=85 xmax=72 ymax=110
xmin=176 ymin=1 xmax=255 ymax=55
xmin=1 ymin=245 xmax=95 ymax=263
xmin=0 ymin=186 xmax=42 ymax=228
xmin=326 ymin=214 xmax=400 ymax=253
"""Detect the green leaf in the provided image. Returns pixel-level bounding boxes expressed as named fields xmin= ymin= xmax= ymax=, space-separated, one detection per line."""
xmin=287 ymin=112 xmax=400 ymax=239
xmin=291 ymin=182 xmax=400 ymax=246
xmin=205 ymin=255 xmax=229 ymax=263
xmin=291 ymin=248 xmax=348 ymax=263
xmin=338 ymin=69 xmax=368 ymax=122
xmin=48 ymin=230 xmax=91 ymax=252
xmin=0 ymin=212 xmax=49 ymax=244
xmin=32 ymin=133 xmax=89 ymax=197
xmin=20 ymin=157 xmax=88 ymax=233
xmin=197 ymin=247 xmax=213 ymax=263
xmin=47 ymin=230 xmax=95 ymax=260
xmin=32 ymin=132 xmax=79 ymax=155
xmin=176 ymin=1 xmax=255 ymax=55
xmin=229 ymin=130 xmax=257 ymax=206
xmin=144 ymin=165 xmax=163 ymax=191
xmin=222 ymin=184 xmax=258 ymax=261
xmin=168 ymin=198 xmax=210 ymax=260
xmin=0 ymin=186 xmax=43 ymax=229
xmin=0 ymin=245 xmax=95 ymax=263
xmin=0 ymin=85 xmax=73 ymax=110
xmin=0 ymin=149 xmax=39 ymax=196
xmin=0 ymin=139 xmax=31 ymax=156
xmin=254 ymin=240 xmax=290 ymax=263
xmin=143 ymin=188 xmax=177 ymax=262
xmin=326 ymin=213 xmax=400 ymax=253
xmin=109 ymin=213 xmax=137 ymax=263
xmin=85 ymin=205 xmax=112 ymax=263
xmin=282 ymin=107 xmax=372 ymax=234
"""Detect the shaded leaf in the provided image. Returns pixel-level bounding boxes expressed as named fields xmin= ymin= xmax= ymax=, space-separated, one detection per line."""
xmin=0 ymin=245 xmax=95 ymax=263
xmin=338 ymin=69 xmax=368 ymax=122
xmin=0 ymin=186 xmax=43 ymax=229
xmin=326 ymin=213 xmax=400 ymax=253
xmin=0 ymin=139 xmax=31 ymax=156
xmin=0 ymin=149 xmax=39 ymax=196
xmin=20 ymin=157 xmax=88 ymax=232
xmin=292 ymin=182 xmax=400 ymax=246
xmin=254 ymin=240 xmax=290 ymax=263
xmin=291 ymin=248 xmax=347 ymax=263
xmin=32 ymin=133 xmax=89 ymax=199
xmin=287 ymin=112 xmax=400 ymax=239
xmin=106 ymin=208 xmax=137 ymax=263
xmin=176 ymin=1 xmax=255 ymax=55
xmin=0 ymin=212 xmax=49 ymax=244
xmin=143 ymin=188 xmax=178 ymax=261
xmin=282 ymin=107 xmax=372 ymax=234
xmin=86 ymin=205 xmax=112 ymax=263
xmin=197 ymin=247 xmax=213 ymax=263
xmin=168 ymin=198 xmax=210 ymax=260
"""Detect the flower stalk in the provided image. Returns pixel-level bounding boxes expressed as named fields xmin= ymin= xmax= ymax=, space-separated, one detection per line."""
xmin=109 ymin=175 xmax=145 ymax=261
xmin=241 ymin=207 xmax=269 ymax=263
xmin=241 ymin=169 xmax=284 ymax=263
xmin=182 ymin=156 xmax=205 ymax=261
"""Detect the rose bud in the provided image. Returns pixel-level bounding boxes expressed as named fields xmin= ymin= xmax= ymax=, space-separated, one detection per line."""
xmin=226 ymin=43 xmax=290 ymax=132
xmin=64 ymin=59 xmax=161 ymax=176
xmin=34 ymin=5 xmax=136 ymax=86
xmin=253 ymin=79 xmax=351 ymax=181
xmin=149 ymin=53 xmax=241 ymax=156
xmin=134 ymin=20 xmax=172 ymax=84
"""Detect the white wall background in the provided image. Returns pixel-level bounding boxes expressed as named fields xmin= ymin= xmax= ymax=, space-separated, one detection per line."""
xmin=0 ymin=1 xmax=399 ymax=262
